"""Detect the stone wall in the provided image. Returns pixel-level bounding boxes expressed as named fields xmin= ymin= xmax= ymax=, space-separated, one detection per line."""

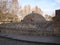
xmin=1 ymin=29 xmax=54 ymax=36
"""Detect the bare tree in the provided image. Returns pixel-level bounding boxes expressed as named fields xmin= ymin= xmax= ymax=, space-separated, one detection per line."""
xmin=0 ymin=0 xmax=20 ymax=23
xmin=8 ymin=0 xmax=19 ymax=15
xmin=32 ymin=6 xmax=43 ymax=15
xmin=0 ymin=0 xmax=7 ymax=13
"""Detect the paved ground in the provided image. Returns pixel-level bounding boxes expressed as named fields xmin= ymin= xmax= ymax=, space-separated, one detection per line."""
xmin=0 ymin=33 xmax=60 ymax=44
xmin=0 ymin=37 xmax=57 ymax=45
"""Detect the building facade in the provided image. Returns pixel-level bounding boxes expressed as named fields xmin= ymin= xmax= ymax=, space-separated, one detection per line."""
xmin=53 ymin=9 xmax=60 ymax=36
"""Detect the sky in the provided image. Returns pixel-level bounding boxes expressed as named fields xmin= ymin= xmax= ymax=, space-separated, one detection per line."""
xmin=18 ymin=0 xmax=60 ymax=15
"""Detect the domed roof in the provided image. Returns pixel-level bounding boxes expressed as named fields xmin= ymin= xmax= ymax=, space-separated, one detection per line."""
xmin=22 ymin=13 xmax=46 ymax=23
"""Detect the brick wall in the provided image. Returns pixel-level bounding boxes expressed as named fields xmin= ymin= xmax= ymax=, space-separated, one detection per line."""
xmin=53 ymin=10 xmax=60 ymax=36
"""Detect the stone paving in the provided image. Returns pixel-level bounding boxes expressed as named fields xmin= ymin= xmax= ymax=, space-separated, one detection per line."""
xmin=0 ymin=33 xmax=60 ymax=45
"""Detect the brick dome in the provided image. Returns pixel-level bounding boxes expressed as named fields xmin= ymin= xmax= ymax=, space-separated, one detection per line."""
xmin=22 ymin=13 xmax=46 ymax=23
